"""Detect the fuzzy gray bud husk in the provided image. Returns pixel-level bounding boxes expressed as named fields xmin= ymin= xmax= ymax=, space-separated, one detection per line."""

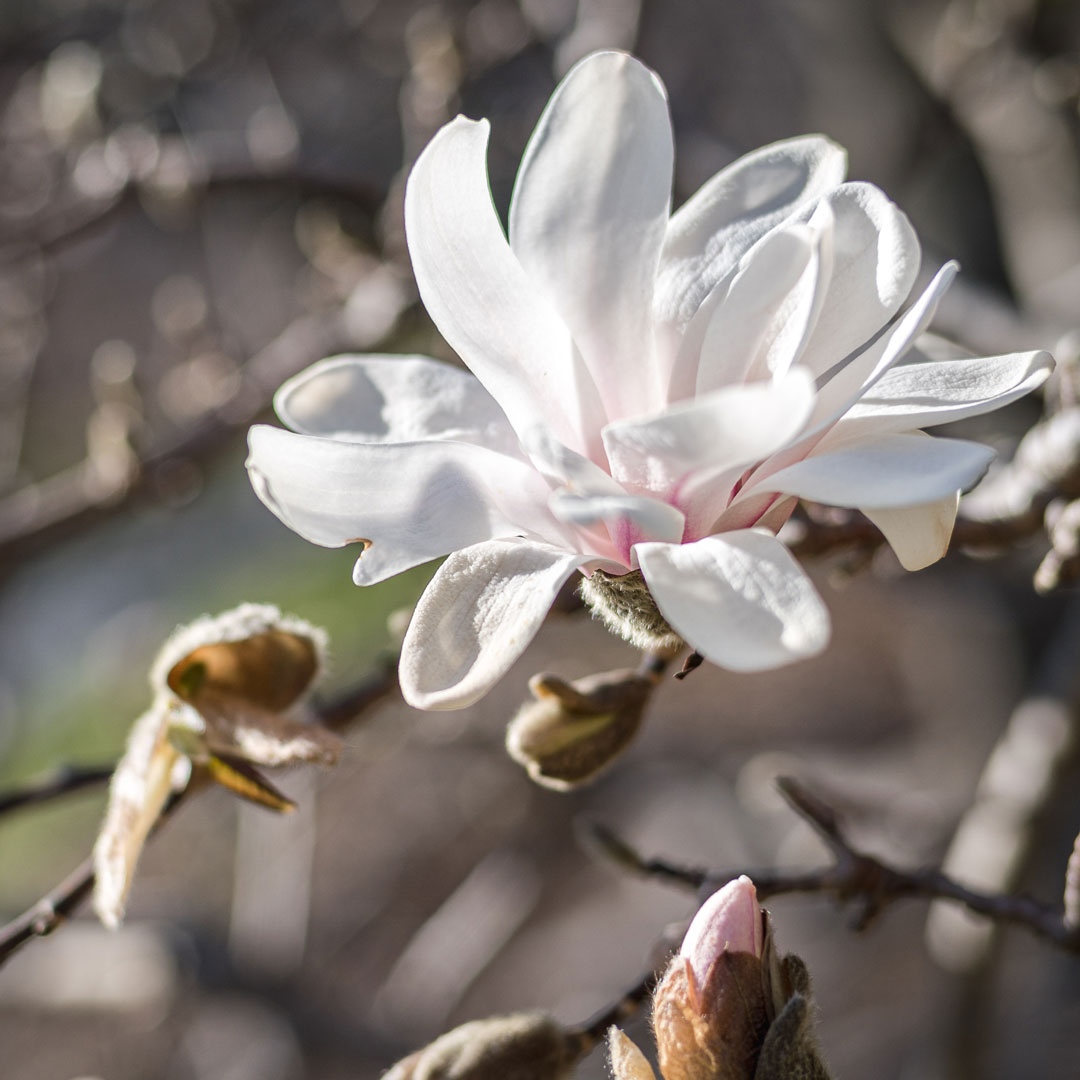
xmin=383 ymin=1012 xmax=577 ymax=1080
xmin=505 ymin=669 xmax=654 ymax=789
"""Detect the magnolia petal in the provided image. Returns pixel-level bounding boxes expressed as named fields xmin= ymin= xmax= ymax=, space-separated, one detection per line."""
xmin=274 ymin=354 xmax=519 ymax=454
xmin=604 ymin=367 xmax=816 ymax=498
xmin=810 ymin=262 xmax=958 ymax=429
xmin=863 ymin=493 xmax=960 ymax=571
xmin=509 ymin=51 xmax=673 ymax=422
xmin=686 ymin=224 xmax=819 ymax=397
xmin=655 ymin=135 xmax=847 ymax=340
xmin=247 ymin=425 xmax=556 ymax=584
xmin=836 ymin=349 xmax=1054 ymax=437
xmin=399 ymin=539 xmax=584 ymax=709
xmin=550 ymin=492 xmax=685 ymax=560
xmin=404 ymin=116 xmax=604 ymax=457
xmin=636 ymin=531 xmax=830 ymax=671
xmin=520 ymin=424 xmax=623 ymax=494
xmin=796 ymin=182 xmax=921 ymax=375
xmin=755 ymin=431 xmax=996 ymax=509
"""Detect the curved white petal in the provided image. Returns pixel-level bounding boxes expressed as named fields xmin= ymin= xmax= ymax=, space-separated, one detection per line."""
xmin=247 ymin=425 xmax=557 ymax=584
xmin=754 ymin=431 xmax=996 ymax=509
xmin=836 ymin=349 xmax=1054 ymax=438
xmin=604 ymin=367 xmax=816 ymax=498
xmin=509 ymin=51 xmax=674 ymax=421
xmin=404 ymin=116 xmax=604 ymax=457
xmin=655 ymin=135 xmax=847 ymax=340
xmin=795 ymin=182 xmax=921 ymax=375
xmin=863 ymin=493 xmax=960 ymax=571
xmin=809 ymin=262 xmax=959 ymax=429
xmin=682 ymin=224 xmax=819 ymax=398
xmin=275 ymin=354 xmax=520 ymax=454
xmin=399 ymin=539 xmax=585 ymax=709
xmin=636 ymin=531 xmax=830 ymax=671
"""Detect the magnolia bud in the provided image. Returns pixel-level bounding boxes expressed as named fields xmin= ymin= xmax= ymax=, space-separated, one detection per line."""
xmin=653 ymin=876 xmax=769 ymax=1080
xmin=579 ymin=569 xmax=684 ymax=652
xmin=383 ymin=1012 xmax=577 ymax=1080
xmin=648 ymin=876 xmax=833 ymax=1080
xmin=505 ymin=669 xmax=654 ymax=790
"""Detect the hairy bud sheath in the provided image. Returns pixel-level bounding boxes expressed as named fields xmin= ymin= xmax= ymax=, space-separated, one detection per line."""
xmin=505 ymin=669 xmax=655 ymax=789
xmin=383 ymin=1012 xmax=577 ymax=1080
xmin=579 ymin=569 xmax=684 ymax=653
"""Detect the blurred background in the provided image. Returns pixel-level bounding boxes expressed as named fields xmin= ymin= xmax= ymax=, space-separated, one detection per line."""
xmin=0 ymin=0 xmax=1079 ymax=1076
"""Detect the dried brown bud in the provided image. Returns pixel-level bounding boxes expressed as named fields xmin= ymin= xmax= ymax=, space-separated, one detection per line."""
xmin=383 ymin=1012 xmax=577 ymax=1080
xmin=505 ymin=669 xmax=654 ymax=790
xmin=93 ymin=604 xmax=338 ymax=928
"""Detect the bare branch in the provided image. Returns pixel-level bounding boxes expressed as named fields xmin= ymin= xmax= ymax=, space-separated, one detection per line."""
xmin=585 ymin=776 xmax=1080 ymax=952
xmin=0 ymin=763 xmax=115 ymax=817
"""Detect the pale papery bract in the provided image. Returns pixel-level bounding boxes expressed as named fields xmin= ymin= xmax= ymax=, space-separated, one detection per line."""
xmin=247 ymin=50 xmax=1053 ymax=710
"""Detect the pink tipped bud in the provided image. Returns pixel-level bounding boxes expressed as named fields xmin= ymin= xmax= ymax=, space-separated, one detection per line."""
xmin=652 ymin=877 xmax=770 ymax=1080
xmin=680 ymin=875 xmax=764 ymax=988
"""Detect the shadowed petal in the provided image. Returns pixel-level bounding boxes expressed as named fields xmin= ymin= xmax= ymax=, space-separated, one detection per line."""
xmin=863 ymin=493 xmax=960 ymax=571
xmin=509 ymin=51 xmax=674 ymax=422
xmin=399 ymin=539 xmax=586 ymax=709
xmin=274 ymin=354 xmax=520 ymax=455
xmin=636 ymin=531 xmax=830 ymax=671
xmin=247 ymin=425 xmax=557 ymax=585
xmin=754 ymin=431 xmax=995 ymax=509
xmin=655 ymin=135 xmax=847 ymax=346
xmin=795 ymin=182 xmax=920 ymax=375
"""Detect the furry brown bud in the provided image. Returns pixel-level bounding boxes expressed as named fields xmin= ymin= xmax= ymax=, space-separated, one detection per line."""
xmin=505 ymin=669 xmax=654 ymax=789
xmin=383 ymin=1012 xmax=577 ymax=1080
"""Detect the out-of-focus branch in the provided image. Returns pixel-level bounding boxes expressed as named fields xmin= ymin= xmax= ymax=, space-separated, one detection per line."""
xmin=0 ymin=306 xmax=358 ymax=573
xmin=0 ymin=658 xmax=400 ymax=967
xmin=1 ymin=163 xmax=384 ymax=258
xmin=586 ymin=776 xmax=1080 ymax=952
xmin=0 ymin=763 xmax=115 ymax=817
xmin=925 ymin=594 xmax=1080 ymax=970
xmin=890 ymin=0 xmax=1080 ymax=325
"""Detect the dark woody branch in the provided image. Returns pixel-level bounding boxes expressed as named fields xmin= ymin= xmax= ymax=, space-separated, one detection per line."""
xmin=586 ymin=775 xmax=1080 ymax=953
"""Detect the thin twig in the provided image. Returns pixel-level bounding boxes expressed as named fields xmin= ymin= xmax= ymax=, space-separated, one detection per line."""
xmin=567 ymin=968 xmax=659 ymax=1055
xmin=0 ymin=763 xmax=116 ymax=817
xmin=585 ymin=776 xmax=1080 ymax=952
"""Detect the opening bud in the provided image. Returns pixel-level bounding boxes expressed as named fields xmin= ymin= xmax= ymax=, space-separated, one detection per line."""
xmin=505 ymin=669 xmax=655 ymax=790
xmin=643 ymin=876 xmax=833 ymax=1080
xmin=93 ymin=603 xmax=339 ymax=929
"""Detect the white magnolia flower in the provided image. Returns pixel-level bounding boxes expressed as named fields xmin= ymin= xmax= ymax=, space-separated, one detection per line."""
xmin=248 ymin=51 xmax=1052 ymax=710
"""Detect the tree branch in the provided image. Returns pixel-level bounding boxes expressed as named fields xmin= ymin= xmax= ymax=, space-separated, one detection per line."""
xmin=585 ymin=776 xmax=1080 ymax=952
